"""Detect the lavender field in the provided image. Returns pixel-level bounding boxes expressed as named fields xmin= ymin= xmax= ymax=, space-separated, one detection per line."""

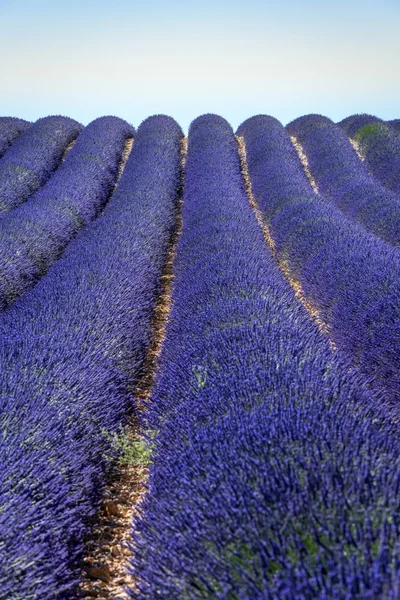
xmin=1 ymin=113 xmax=400 ymax=599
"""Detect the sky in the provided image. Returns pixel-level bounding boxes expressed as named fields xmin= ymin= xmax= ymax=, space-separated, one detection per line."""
xmin=0 ymin=0 xmax=399 ymax=132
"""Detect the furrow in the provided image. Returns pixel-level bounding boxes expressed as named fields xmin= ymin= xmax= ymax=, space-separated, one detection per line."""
xmin=61 ymin=138 xmax=77 ymax=162
xmin=289 ymin=134 xmax=319 ymax=193
xmin=116 ymin=137 xmax=134 ymax=184
xmin=349 ymin=137 xmax=364 ymax=161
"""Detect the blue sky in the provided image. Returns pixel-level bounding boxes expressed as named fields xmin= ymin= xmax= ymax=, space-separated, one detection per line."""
xmin=0 ymin=0 xmax=399 ymax=132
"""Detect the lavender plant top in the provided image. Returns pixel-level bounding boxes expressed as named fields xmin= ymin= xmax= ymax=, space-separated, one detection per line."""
xmin=287 ymin=114 xmax=400 ymax=247
xmin=340 ymin=114 xmax=400 ymax=195
xmin=0 ymin=115 xmax=82 ymax=214
xmin=0 ymin=115 xmax=182 ymax=599
xmin=388 ymin=119 xmax=400 ymax=133
xmin=128 ymin=114 xmax=400 ymax=599
xmin=0 ymin=117 xmax=30 ymax=157
xmin=238 ymin=115 xmax=400 ymax=404
xmin=0 ymin=115 xmax=134 ymax=311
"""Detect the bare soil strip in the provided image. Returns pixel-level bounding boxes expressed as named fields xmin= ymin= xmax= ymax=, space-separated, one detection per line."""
xmin=349 ymin=137 xmax=365 ymax=161
xmin=79 ymin=137 xmax=187 ymax=600
xmin=116 ymin=138 xmax=134 ymax=183
xmin=62 ymin=139 xmax=77 ymax=162
xmin=78 ymin=425 xmax=147 ymax=600
xmin=236 ymin=135 xmax=335 ymax=348
xmin=289 ymin=135 xmax=319 ymax=194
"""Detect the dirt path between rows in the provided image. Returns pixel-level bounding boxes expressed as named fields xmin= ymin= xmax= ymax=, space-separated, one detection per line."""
xmin=289 ymin=135 xmax=319 ymax=194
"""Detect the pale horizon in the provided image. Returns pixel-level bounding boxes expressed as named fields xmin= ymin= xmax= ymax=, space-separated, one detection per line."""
xmin=1 ymin=0 xmax=399 ymax=132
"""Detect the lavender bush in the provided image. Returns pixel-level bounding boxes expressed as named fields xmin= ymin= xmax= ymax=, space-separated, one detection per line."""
xmin=340 ymin=114 xmax=400 ymax=195
xmin=388 ymin=119 xmax=400 ymax=133
xmin=0 ymin=116 xmax=133 ymax=310
xmin=0 ymin=115 xmax=82 ymax=214
xmin=128 ymin=115 xmax=400 ymax=599
xmin=0 ymin=116 xmax=30 ymax=157
xmin=287 ymin=114 xmax=400 ymax=246
xmin=0 ymin=115 xmax=182 ymax=598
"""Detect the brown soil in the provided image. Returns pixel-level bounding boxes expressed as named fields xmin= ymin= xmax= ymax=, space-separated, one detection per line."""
xmin=78 ymin=137 xmax=187 ymax=600
xmin=78 ymin=435 xmax=147 ymax=599
xmin=289 ymin=135 xmax=319 ymax=194
xmin=349 ymin=138 xmax=365 ymax=161
xmin=116 ymin=138 xmax=134 ymax=183
xmin=62 ymin=139 xmax=76 ymax=161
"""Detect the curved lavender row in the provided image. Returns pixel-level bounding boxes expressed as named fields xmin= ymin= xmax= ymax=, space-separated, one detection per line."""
xmin=0 ymin=115 xmax=182 ymax=598
xmin=238 ymin=115 xmax=400 ymax=404
xmin=0 ymin=115 xmax=82 ymax=214
xmin=0 ymin=116 xmax=30 ymax=157
xmin=128 ymin=114 xmax=400 ymax=599
xmin=0 ymin=116 xmax=133 ymax=311
xmin=388 ymin=119 xmax=400 ymax=133
xmin=287 ymin=114 xmax=400 ymax=246
xmin=339 ymin=114 xmax=400 ymax=195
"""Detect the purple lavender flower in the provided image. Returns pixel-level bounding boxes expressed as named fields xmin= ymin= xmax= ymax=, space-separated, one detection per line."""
xmin=0 ymin=115 xmax=82 ymax=214
xmin=287 ymin=114 xmax=400 ymax=247
xmin=0 ymin=117 xmax=30 ymax=158
xmin=0 ymin=116 xmax=133 ymax=310
xmin=239 ymin=114 xmax=400 ymax=404
xmin=340 ymin=113 xmax=400 ymax=196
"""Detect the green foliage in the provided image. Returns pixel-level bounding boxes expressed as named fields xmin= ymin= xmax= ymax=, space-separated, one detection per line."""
xmin=354 ymin=122 xmax=382 ymax=141
xmin=193 ymin=364 xmax=207 ymax=388
xmin=102 ymin=426 xmax=157 ymax=466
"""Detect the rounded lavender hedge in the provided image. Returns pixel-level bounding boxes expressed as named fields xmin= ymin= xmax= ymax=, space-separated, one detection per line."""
xmin=287 ymin=114 xmax=400 ymax=247
xmin=0 ymin=116 xmax=30 ymax=157
xmin=128 ymin=115 xmax=400 ymax=599
xmin=238 ymin=114 xmax=400 ymax=406
xmin=0 ymin=115 xmax=134 ymax=311
xmin=388 ymin=119 xmax=400 ymax=133
xmin=340 ymin=114 xmax=400 ymax=196
xmin=0 ymin=115 xmax=82 ymax=214
xmin=0 ymin=115 xmax=182 ymax=598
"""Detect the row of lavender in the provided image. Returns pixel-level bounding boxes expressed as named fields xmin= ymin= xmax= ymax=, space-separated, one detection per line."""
xmin=0 ymin=117 xmax=30 ymax=157
xmin=0 ymin=116 xmax=182 ymax=598
xmin=0 ymin=111 xmax=397 ymax=233
xmin=287 ymin=115 xmax=400 ymax=247
xmin=0 ymin=116 xmax=133 ymax=310
xmin=389 ymin=119 xmax=400 ymax=132
xmin=127 ymin=115 xmax=400 ymax=599
xmin=0 ymin=116 xmax=82 ymax=214
xmin=238 ymin=115 xmax=400 ymax=406
xmin=340 ymin=114 xmax=400 ymax=195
